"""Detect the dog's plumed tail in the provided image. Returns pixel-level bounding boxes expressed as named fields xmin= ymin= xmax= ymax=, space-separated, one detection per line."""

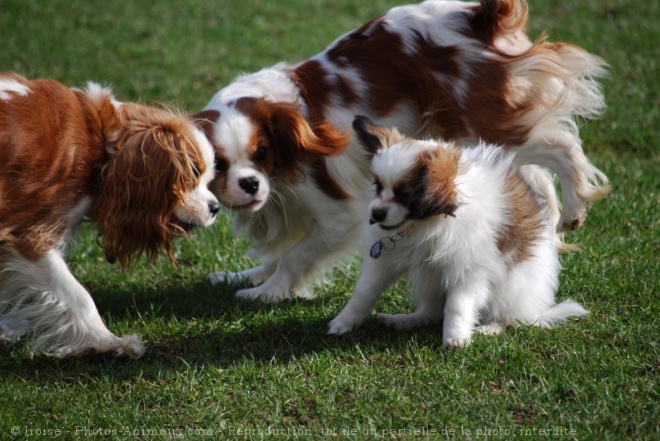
xmin=479 ymin=0 xmax=609 ymax=230
xmin=534 ymin=299 xmax=588 ymax=328
xmin=481 ymin=0 xmax=529 ymax=37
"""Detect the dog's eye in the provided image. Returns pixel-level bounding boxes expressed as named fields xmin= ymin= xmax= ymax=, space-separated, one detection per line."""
xmin=395 ymin=189 xmax=410 ymax=203
xmin=215 ymin=158 xmax=229 ymax=174
xmin=254 ymin=146 xmax=268 ymax=163
xmin=373 ymin=181 xmax=383 ymax=194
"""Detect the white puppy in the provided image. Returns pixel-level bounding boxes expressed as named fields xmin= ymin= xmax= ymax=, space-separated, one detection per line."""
xmin=328 ymin=117 xmax=588 ymax=347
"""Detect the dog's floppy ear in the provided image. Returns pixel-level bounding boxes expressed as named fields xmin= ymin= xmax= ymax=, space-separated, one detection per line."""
xmin=235 ymin=97 xmax=349 ymax=182
xmin=409 ymin=148 xmax=462 ymax=220
xmin=352 ymin=115 xmax=406 ymax=158
xmin=269 ymin=101 xmax=349 ymax=157
xmin=95 ymin=106 xmax=198 ymax=266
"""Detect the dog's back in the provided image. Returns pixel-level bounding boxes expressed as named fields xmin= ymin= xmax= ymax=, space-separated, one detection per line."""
xmin=0 ymin=73 xmax=112 ymax=260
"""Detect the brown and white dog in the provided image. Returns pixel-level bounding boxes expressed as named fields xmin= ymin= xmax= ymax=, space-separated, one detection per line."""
xmin=200 ymin=0 xmax=608 ymax=303
xmin=328 ymin=117 xmax=588 ymax=346
xmin=0 ymin=73 xmax=219 ymax=357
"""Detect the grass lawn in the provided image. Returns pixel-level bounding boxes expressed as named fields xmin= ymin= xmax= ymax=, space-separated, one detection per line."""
xmin=1 ymin=0 xmax=657 ymax=439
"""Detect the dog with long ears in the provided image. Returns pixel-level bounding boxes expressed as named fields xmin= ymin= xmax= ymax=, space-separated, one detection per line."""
xmin=328 ymin=117 xmax=588 ymax=346
xmin=0 ymin=73 xmax=219 ymax=357
xmin=200 ymin=0 xmax=608 ymax=303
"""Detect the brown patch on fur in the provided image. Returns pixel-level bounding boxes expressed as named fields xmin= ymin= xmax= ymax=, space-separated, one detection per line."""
xmin=321 ymin=4 xmax=545 ymax=145
xmin=335 ymin=75 xmax=359 ymax=107
xmin=234 ymin=97 xmax=350 ymax=184
xmin=310 ymin=159 xmax=350 ymax=200
xmin=409 ymin=146 xmax=462 ymax=220
xmin=0 ymin=74 xmax=109 ymax=261
xmin=292 ymin=60 xmax=333 ymax=122
xmin=496 ymin=170 xmax=546 ymax=264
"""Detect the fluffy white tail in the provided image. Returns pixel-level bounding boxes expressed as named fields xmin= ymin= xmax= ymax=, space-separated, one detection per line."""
xmin=534 ymin=299 xmax=588 ymax=328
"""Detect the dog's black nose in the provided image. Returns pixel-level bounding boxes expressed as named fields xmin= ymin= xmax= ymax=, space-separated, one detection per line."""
xmin=209 ymin=201 xmax=221 ymax=216
xmin=239 ymin=176 xmax=260 ymax=195
xmin=371 ymin=207 xmax=388 ymax=223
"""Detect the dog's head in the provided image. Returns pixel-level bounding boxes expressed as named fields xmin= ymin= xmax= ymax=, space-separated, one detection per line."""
xmin=94 ymin=101 xmax=219 ymax=265
xmin=353 ymin=116 xmax=461 ymax=231
xmin=194 ymin=97 xmax=349 ymax=212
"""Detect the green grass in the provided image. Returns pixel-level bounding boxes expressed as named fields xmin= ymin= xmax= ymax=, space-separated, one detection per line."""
xmin=1 ymin=0 xmax=657 ymax=439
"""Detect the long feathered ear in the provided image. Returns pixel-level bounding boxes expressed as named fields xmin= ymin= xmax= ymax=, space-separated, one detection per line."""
xmin=352 ymin=115 xmax=407 ymax=158
xmin=269 ymin=101 xmax=349 ymax=157
xmin=94 ymin=106 xmax=197 ymax=266
xmin=234 ymin=97 xmax=350 ymax=182
xmin=409 ymin=147 xmax=462 ymax=220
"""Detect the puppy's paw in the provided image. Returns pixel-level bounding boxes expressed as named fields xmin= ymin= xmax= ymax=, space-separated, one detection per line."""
xmin=475 ymin=322 xmax=503 ymax=335
xmin=377 ymin=313 xmax=417 ymax=330
xmin=327 ymin=315 xmax=360 ymax=335
xmin=377 ymin=312 xmax=439 ymax=330
xmin=442 ymin=335 xmax=472 ymax=349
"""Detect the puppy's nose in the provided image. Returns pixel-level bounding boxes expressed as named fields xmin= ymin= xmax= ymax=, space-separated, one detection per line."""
xmin=209 ymin=201 xmax=221 ymax=216
xmin=371 ymin=207 xmax=388 ymax=223
xmin=239 ymin=176 xmax=260 ymax=195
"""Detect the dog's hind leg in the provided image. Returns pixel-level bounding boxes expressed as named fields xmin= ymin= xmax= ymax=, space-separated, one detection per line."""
xmin=514 ymin=132 xmax=609 ymax=231
xmin=1 ymin=250 xmax=144 ymax=358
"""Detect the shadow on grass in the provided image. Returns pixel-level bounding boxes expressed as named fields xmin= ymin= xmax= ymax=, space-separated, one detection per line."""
xmin=0 ymin=279 xmax=443 ymax=381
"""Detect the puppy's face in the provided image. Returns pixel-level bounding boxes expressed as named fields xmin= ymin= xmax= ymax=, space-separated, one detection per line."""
xmin=369 ymin=145 xmax=424 ymax=231
xmin=194 ymin=97 xmax=349 ymax=213
xmin=353 ymin=116 xmax=461 ymax=231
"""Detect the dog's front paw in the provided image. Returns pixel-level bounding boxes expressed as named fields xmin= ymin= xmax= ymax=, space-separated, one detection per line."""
xmin=377 ymin=312 xmax=438 ymax=330
xmin=52 ymin=334 xmax=146 ymax=359
xmin=442 ymin=335 xmax=472 ymax=349
xmin=208 ymin=271 xmax=251 ymax=286
xmin=236 ymin=286 xmax=291 ymax=304
xmin=327 ymin=314 xmax=361 ymax=335
xmin=475 ymin=322 xmax=503 ymax=336
xmin=208 ymin=271 xmax=232 ymax=286
xmin=208 ymin=266 xmax=273 ymax=287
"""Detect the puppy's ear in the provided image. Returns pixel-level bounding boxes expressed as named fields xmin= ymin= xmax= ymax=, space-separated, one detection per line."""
xmin=352 ymin=115 xmax=406 ymax=158
xmin=409 ymin=148 xmax=462 ymax=220
xmin=95 ymin=107 xmax=197 ymax=266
